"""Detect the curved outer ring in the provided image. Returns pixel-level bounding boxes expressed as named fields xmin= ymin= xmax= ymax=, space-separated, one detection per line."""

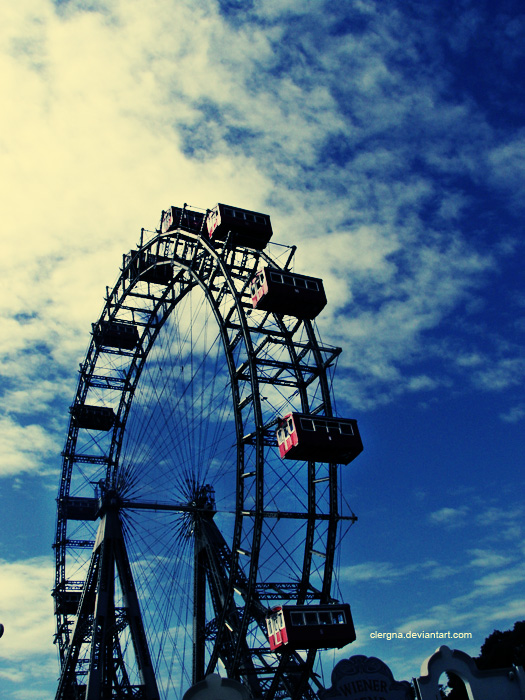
xmin=54 ymin=225 xmax=341 ymax=694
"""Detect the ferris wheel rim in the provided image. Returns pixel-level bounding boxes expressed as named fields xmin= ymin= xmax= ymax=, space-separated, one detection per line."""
xmin=53 ymin=221 xmax=345 ymax=699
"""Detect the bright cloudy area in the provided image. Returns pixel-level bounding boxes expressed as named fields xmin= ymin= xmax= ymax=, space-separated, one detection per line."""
xmin=1 ymin=0 xmax=524 ymax=698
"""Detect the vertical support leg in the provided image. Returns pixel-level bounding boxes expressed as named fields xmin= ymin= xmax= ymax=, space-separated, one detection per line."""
xmin=193 ymin=522 xmax=207 ymax=685
xmin=85 ymin=517 xmax=116 ymax=700
xmin=58 ymin=505 xmax=160 ymax=700
xmin=112 ymin=508 xmax=160 ymax=700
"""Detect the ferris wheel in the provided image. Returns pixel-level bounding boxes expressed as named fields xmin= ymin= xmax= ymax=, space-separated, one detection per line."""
xmin=52 ymin=203 xmax=363 ymax=700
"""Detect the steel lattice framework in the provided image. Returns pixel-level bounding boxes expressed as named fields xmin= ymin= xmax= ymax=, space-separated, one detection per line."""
xmin=53 ymin=209 xmax=357 ymax=700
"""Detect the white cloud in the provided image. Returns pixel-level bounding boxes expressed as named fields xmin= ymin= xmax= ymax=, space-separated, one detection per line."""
xmin=339 ymin=560 xmax=431 ymax=585
xmin=0 ymin=556 xmax=56 ymax=699
xmin=0 ymin=0 xmax=281 ymax=485
xmin=467 ymin=549 xmax=514 ymax=570
xmin=428 ymin=506 xmax=469 ymax=528
xmin=396 ymin=616 xmax=443 ymax=635
xmin=488 ymin=133 xmax=525 ymax=211
xmin=0 ymin=417 xmax=60 ymax=477
xmin=474 ymin=504 xmax=525 ymax=536
xmin=500 ymin=404 xmax=525 ymax=423
xmin=485 ymin=598 xmax=525 ymax=624
xmin=473 ymin=358 xmax=525 ymax=391
xmin=473 ymin=564 xmax=525 ymax=595
xmin=455 ymin=352 xmax=485 ymax=368
xmin=296 ymin=231 xmax=494 ymax=409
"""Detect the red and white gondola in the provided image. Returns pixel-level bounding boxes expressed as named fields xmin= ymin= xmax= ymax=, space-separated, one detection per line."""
xmin=160 ymin=205 xmax=205 ymax=234
xmin=206 ymin=203 xmax=273 ymax=249
xmin=276 ymin=412 xmax=363 ymax=465
xmin=266 ymin=604 xmax=356 ymax=651
xmin=250 ymin=266 xmax=327 ymax=319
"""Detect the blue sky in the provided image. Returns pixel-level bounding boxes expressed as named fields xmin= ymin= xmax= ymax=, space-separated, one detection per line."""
xmin=1 ymin=0 xmax=524 ymax=697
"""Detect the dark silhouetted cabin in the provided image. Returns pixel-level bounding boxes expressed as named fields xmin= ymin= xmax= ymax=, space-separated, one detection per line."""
xmin=70 ymin=404 xmax=116 ymax=431
xmin=160 ymin=206 xmax=205 ymax=234
xmin=276 ymin=413 xmax=363 ymax=465
xmin=93 ymin=320 xmax=139 ymax=350
xmin=53 ymin=586 xmax=82 ymax=616
xmin=125 ymin=251 xmax=173 ymax=285
xmin=206 ymin=203 xmax=273 ymax=249
xmin=58 ymin=496 xmax=98 ymax=521
xmin=250 ymin=267 xmax=327 ymax=319
xmin=266 ymin=604 xmax=355 ymax=651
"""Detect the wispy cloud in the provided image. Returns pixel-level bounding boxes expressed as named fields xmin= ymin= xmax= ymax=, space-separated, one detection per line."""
xmin=339 ymin=560 xmax=417 ymax=584
xmin=467 ymin=548 xmax=514 ymax=570
xmin=472 ymin=358 xmax=525 ymax=392
xmin=474 ymin=504 xmax=525 ymax=542
xmin=500 ymin=404 xmax=525 ymax=423
xmin=472 ymin=564 xmax=525 ymax=595
xmin=428 ymin=506 xmax=469 ymax=528
xmin=0 ymin=417 xmax=60 ymax=477
xmin=340 ymin=559 xmax=452 ymax=586
xmin=0 ymin=556 xmax=56 ymax=699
